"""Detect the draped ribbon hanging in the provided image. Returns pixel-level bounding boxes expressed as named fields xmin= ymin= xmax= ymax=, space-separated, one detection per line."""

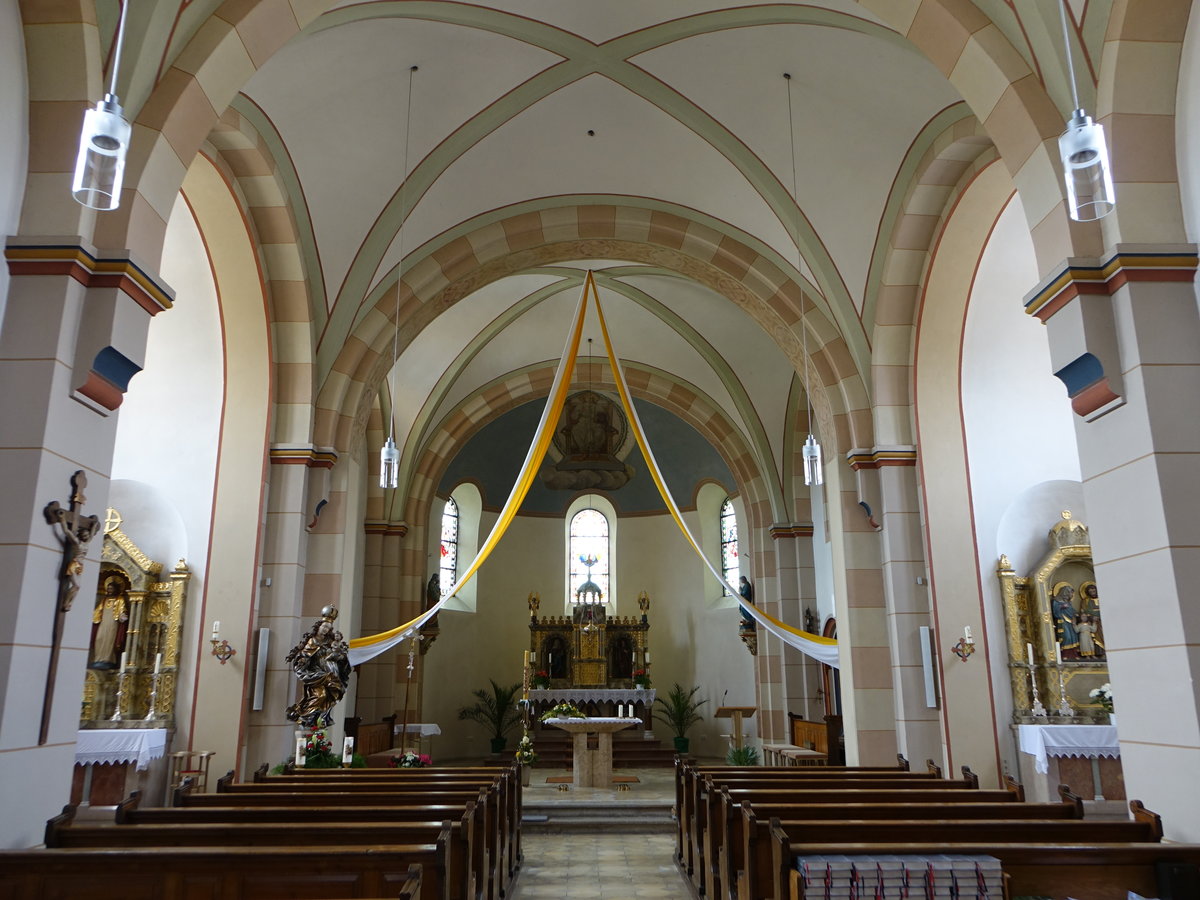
xmin=349 ymin=271 xmax=839 ymax=669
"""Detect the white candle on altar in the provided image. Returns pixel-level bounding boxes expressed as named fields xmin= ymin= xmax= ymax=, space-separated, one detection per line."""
xmin=1026 ymin=643 xmax=1034 ymax=666
xmin=1055 ymin=641 xmax=1062 ymax=664
xmin=645 ymin=650 xmax=650 ymax=664
xmin=964 ymin=626 xmax=972 ymax=643
xmin=295 ymin=735 xmax=305 ymax=765
xmin=119 ymin=650 xmax=128 ymax=672
xmin=342 ymin=736 xmax=354 ymax=764
xmin=154 ymin=652 xmax=162 ymax=674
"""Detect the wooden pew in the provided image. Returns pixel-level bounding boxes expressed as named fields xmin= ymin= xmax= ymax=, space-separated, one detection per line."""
xmin=0 ymin=842 xmax=445 ymax=900
xmin=713 ymin=784 xmax=1079 ymax=900
xmin=688 ymin=768 xmax=990 ymax=896
xmin=673 ymin=755 xmax=917 ymax=877
xmin=176 ymin=781 xmax=507 ymax=900
xmin=768 ymin=824 xmax=1200 ymax=900
xmin=46 ymin=802 xmax=482 ymax=900
xmin=738 ymin=802 xmax=1161 ymax=900
xmin=225 ymin=765 xmax=521 ymax=878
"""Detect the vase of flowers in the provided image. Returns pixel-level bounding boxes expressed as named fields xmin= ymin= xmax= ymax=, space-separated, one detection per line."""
xmin=532 ymin=670 xmax=551 ymax=689
xmin=1089 ymin=682 xmax=1114 ymax=724
xmin=388 ymin=750 xmax=432 ymax=768
xmin=302 ymin=730 xmax=341 ymax=768
xmin=515 ymin=732 xmax=537 ymax=785
xmin=632 ymin=668 xmax=650 ymax=689
xmin=540 ymin=701 xmax=586 ymax=721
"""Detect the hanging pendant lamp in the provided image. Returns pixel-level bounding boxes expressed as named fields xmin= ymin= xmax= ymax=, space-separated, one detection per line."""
xmin=784 ymin=73 xmax=823 ymax=487
xmin=1055 ymin=0 xmax=1114 ymax=221
xmin=73 ymin=1 xmax=132 ymax=210
xmin=380 ymin=65 xmax=419 ymax=489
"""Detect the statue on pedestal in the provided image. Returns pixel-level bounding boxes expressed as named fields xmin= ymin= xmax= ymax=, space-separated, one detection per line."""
xmin=285 ymin=606 xmax=351 ymax=729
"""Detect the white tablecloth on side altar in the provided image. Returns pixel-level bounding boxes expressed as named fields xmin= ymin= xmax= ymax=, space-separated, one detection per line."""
xmin=392 ymin=723 xmax=442 ymax=736
xmin=530 ymin=688 xmax=656 ymax=705
xmin=1017 ymin=724 xmax=1119 ymax=774
xmin=76 ymin=728 xmax=168 ymax=771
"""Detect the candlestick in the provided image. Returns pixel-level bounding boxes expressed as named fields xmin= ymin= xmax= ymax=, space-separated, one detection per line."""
xmin=119 ymin=649 xmax=128 ymax=672
xmin=110 ymin=668 xmax=128 ymax=721
xmin=143 ymin=669 xmax=160 ymax=720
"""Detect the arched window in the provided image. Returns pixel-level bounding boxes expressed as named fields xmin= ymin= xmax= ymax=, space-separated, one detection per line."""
xmin=568 ymin=508 xmax=609 ymax=604
xmin=720 ymin=498 xmax=739 ymax=595
xmin=439 ymin=496 xmax=459 ymax=596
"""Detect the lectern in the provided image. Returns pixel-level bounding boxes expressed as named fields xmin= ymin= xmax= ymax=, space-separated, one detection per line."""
xmin=715 ymin=705 xmax=756 ymax=751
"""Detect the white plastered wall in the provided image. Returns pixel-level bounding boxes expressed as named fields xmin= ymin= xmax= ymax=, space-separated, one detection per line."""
xmin=0 ymin=0 xmax=28 ymax=329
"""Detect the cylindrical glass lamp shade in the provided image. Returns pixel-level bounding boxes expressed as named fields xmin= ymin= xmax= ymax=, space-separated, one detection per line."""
xmin=72 ymin=95 xmax=131 ymax=211
xmin=802 ymin=433 xmax=823 ymax=486
xmin=1059 ymin=110 xmax=1115 ymax=222
xmin=379 ymin=435 xmax=401 ymax=488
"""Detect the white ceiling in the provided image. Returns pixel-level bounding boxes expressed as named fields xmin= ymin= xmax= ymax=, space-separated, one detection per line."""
xmin=230 ymin=2 xmax=969 ymax=496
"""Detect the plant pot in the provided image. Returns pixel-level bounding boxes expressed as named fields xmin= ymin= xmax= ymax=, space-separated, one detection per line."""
xmin=673 ymin=736 xmax=690 ymax=753
xmin=520 ymin=764 xmax=531 ymax=786
xmin=490 ymin=737 xmax=507 ymax=754
xmin=1108 ymin=713 xmax=1117 ymax=726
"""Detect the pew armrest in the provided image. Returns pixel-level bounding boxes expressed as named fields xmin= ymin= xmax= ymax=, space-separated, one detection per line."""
xmin=114 ymin=790 xmax=142 ymax=824
xmin=1129 ymin=800 xmax=1164 ymax=841
xmin=926 ymin=758 xmax=942 ymax=778
xmin=961 ymin=765 xmax=979 ymax=788
xmin=43 ymin=804 xmax=76 ymax=848
xmin=1058 ymin=784 xmax=1083 ymax=817
xmin=1004 ymin=774 xmax=1026 ymax=803
xmin=897 ymin=754 xmax=909 ymax=771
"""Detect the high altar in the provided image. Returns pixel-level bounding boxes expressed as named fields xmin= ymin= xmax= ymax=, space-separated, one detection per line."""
xmin=526 ymin=576 xmax=654 ymax=732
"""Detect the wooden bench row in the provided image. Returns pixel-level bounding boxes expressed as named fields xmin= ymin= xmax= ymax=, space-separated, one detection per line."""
xmin=676 ymin=756 xmax=1200 ymax=900
xmin=4 ymin=763 xmax=522 ymax=900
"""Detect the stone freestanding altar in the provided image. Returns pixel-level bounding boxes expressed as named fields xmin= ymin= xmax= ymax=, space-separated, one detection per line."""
xmin=545 ymin=717 xmax=638 ymax=787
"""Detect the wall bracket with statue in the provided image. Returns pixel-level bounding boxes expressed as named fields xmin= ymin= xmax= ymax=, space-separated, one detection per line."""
xmin=998 ymin=510 xmax=1109 ymax=724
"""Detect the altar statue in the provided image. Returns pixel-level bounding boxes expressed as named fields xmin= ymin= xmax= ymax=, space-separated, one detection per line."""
xmin=285 ymin=606 xmax=351 ymax=729
xmin=89 ymin=575 xmax=129 ymax=669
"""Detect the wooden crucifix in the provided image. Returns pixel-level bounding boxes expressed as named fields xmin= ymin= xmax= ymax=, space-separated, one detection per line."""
xmin=41 ymin=471 xmax=101 ymax=745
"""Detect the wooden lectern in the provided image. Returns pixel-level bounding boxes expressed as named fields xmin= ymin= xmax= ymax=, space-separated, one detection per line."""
xmin=715 ymin=705 xmax=756 ymax=751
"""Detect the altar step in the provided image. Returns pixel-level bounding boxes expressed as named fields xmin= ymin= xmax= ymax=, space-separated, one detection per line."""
xmin=527 ymin=729 xmax=677 ymax=768
xmin=521 ymin=800 xmax=675 ymax=834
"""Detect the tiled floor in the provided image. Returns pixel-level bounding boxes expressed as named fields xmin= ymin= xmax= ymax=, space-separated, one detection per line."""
xmin=512 ymin=832 xmax=691 ymax=899
xmin=510 ymin=767 xmax=696 ymax=898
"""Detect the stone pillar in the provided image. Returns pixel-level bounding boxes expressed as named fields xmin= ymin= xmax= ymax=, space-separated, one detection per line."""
xmin=853 ymin=450 xmax=941 ymax=767
xmin=771 ymin=524 xmax=822 ymax=723
xmin=824 ymin=458 xmax=898 ymax=765
xmin=1 ymin=238 xmax=169 ymax=848
xmin=1027 ymin=247 xmax=1200 ymax=840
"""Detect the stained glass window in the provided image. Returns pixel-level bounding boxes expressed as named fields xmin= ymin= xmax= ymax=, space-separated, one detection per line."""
xmin=439 ymin=497 xmax=458 ymax=596
xmin=569 ymin=508 xmax=609 ymax=604
xmin=720 ymin=498 xmax=739 ymax=595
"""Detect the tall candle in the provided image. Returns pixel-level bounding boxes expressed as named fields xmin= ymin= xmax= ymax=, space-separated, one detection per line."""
xmin=964 ymin=626 xmax=972 ymax=643
xmin=342 ymin=736 xmax=354 ymax=764
xmin=154 ymin=652 xmax=162 ymax=675
xmin=1026 ymin=643 xmax=1034 ymax=666
xmin=644 ymin=650 xmax=650 ymax=665
xmin=295 ymin=735 xmax=305 ymax=765
xmin=119 ymin=650 xmax=128 ymax=672
xmin=211 ymin=621 xmax=220 ymax=640
xmin=1055 ymin=641 xmax=1062 ymax=664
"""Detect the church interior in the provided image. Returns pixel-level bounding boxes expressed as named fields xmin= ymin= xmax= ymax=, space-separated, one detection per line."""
xmin=4 ymin=0 xmax=1200 ymax=888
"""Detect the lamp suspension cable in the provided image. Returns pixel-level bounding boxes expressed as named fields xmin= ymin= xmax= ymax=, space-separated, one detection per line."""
xmin=72 ymin=0 xmax=133 ymax=210
xmin=1054 ymin=0 xmax=1114 ymax=221
xmin=784 ymin=73 xmax=823 ymax=487
xmin=380 ymin=64 xmax=419 ymax=489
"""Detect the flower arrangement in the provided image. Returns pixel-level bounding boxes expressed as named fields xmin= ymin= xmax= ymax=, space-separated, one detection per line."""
xmin=633 ymin=668 xmax=651 ymax=688
xmin=532 ymin=669 xmax=551 ymax=689
xmin=1089 ymin=682 xmax=1114 ymax=713
xmin=388 ymin=750 xmax=432 ymax=768
xmin=515 ymin=732 xmax=538 ymax=765
xmin=302 ymin=730 xmax=340 ymax=768
xmin=540 ymin=701 xmax=586 ymax=721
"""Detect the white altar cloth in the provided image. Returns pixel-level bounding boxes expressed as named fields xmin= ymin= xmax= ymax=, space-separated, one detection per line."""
xmin=393 ymin=723 xmax=442 ymax=736
xmin=530 ymin=688 xmax=656 ymax=705
xmin=1017 ymin=724 xmax=1119 ymax=774
xmin=76 ymin=728 xmax=167 ymax=771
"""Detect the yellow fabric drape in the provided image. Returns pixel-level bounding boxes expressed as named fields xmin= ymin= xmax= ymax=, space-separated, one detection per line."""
xmin=349 ymin=270 xmax=838 ymax=669
xmin=348 ymin=273 xmax=591 ymax=665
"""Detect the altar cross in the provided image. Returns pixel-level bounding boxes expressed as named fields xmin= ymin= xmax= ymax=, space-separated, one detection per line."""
xmin=40 ymin=470 xmax=101 ymax=744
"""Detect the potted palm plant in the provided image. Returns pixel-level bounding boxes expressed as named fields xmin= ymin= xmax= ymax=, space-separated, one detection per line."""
xmin=654 ymin=682 xmax=706 ymax=753
xmin=458 ymin=679 xmax=523 ymax=754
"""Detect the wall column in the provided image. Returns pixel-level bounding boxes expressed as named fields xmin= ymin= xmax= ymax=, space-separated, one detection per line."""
xmin=0 ymin=238 xmax=169 ymax=848
xmin=1029 ymin=248 xmax=1200 ymax=840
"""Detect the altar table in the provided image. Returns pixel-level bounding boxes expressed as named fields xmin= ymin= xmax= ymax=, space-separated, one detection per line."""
xmin=76 ymin=727 xmax=167 ymax=771
xmin=1017 ymin=723 xmax=1122 ymax=802
xmin=529 ymin=688 xmax=655 ymax=737
xmin=544 ymin=717 xmax=639 ymax=787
